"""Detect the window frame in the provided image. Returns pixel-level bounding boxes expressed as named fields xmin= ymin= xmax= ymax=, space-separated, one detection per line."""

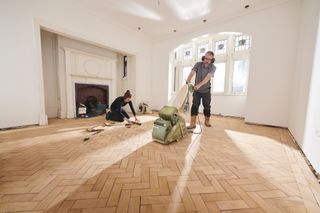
xmin=170 ymin=33 xmax=251 ymax=96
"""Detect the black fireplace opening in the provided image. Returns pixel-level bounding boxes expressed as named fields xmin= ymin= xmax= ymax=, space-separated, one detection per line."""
xmin=75 ymin=83 xmax=109 ymax=117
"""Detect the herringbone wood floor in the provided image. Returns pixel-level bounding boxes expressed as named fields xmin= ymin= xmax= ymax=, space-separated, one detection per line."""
xmin=0 ymin=115 xmax=319 ymax=213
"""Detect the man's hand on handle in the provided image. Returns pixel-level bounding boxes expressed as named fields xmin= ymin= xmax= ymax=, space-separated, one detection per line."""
xmin=194 ymin=85 xmax=200 ymax=91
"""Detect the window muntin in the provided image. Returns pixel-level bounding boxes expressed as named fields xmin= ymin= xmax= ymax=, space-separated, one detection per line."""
xmin=173 ymin=66 xmax=177 ymax=92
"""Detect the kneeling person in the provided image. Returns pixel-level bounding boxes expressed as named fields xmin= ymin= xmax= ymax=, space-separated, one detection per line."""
xmin=106 ymin=90 xmax=139 ymax=123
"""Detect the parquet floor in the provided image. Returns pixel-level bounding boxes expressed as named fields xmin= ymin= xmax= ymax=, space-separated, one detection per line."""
xmin=0 ymin=115 xmax=319 ymax=212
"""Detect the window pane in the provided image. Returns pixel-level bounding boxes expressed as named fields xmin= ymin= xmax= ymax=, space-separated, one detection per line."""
xmin=235 ymin=35 xmax=250 ymax=51
xmin=232 ymin=60 xmax=249 ymax=93
xmin=184 ymin=47 xmax=193 ymax=60
xmin=197 ymin=43 xmax=208 ymax=59
xmin=213 ymin=63 xmax=226 ymax=93
xmin=182 ymin=66 xmax=192 ymax=86
xmin=215 ymin=40 xmax=227 ymax=54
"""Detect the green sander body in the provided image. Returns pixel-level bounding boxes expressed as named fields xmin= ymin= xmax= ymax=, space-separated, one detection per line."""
xmin=152 ymin=106 xmax=187 ymax=144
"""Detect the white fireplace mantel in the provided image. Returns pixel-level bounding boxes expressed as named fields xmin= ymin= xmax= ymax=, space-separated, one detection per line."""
xmin=59 ymin=47 xmax=117 ymax=118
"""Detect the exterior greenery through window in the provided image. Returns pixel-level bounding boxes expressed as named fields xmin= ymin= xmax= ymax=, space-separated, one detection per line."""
xmin=170 ymin=33 xmax=251 ymax=96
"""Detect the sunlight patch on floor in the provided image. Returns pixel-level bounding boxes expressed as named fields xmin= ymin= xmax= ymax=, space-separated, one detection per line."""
xmin=169 ymin=133 xmax=202 ymax=212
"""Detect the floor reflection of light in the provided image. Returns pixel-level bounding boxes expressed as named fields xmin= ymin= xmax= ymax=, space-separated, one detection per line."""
xmin=0 ymin=115 xmax=156 ymax=154
xmin=57 ymin=126 xmax=88 ymax=132
xmin=167 ymin=0 xmax=210 ymax=20
xmin=225 ymin=129 xmax=282 ymax=148
xmin=0 ymin=130 xmax=84 ymax=154
xmin=169 ymin=131 xmax=201 ymax=213
xmin=42 ymin=130 xmax=153 ymax=210
xmin=0 ymin=115 xmax=157 ymax=210
xmin=224 ymin=129 xmax=286 ymax=168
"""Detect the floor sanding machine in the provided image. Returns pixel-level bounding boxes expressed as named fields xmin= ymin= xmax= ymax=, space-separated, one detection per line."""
xmin=152 ymin=84 xmax=195 ymax=144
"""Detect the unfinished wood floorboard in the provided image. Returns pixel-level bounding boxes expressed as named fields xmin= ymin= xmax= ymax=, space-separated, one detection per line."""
xmin=0 ymin=115 xmax=319 ymax=212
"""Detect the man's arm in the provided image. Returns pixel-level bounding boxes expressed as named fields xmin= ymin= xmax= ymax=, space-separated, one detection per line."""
xmin=186 ymin=70 xmax=196 ymax=84
xmin=194 ymin=73 xmax=213 ymax=91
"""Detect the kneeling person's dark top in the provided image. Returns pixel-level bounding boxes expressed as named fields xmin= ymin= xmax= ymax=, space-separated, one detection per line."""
xmin=106 ymin=96 xmax=136 ymax=122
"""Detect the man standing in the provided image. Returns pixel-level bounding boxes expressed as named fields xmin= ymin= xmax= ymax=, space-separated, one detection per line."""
xmin=186 ymin=51 xmax=216 ymax=128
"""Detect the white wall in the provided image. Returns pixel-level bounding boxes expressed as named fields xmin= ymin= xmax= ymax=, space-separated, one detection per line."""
xmin=213 ymin=96 xmax=246 ymax=117
xmin=289 ymin=0 xmax=320 ymax=173
xmin=0 ymin=0 xmax=152 ymax=128
xmin=151 ymin=0 xmax=301 ymax=127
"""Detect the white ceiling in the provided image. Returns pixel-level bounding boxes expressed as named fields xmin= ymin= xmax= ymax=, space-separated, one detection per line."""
xmin=77 ymin=0 xmax=290 ymax=40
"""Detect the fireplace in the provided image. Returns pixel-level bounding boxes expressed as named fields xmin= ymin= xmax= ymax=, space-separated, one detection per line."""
xmin=58 ymin=48 xmax=117 ymax=119
xmin=75 ymin=83 xmax=109 ymax=117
